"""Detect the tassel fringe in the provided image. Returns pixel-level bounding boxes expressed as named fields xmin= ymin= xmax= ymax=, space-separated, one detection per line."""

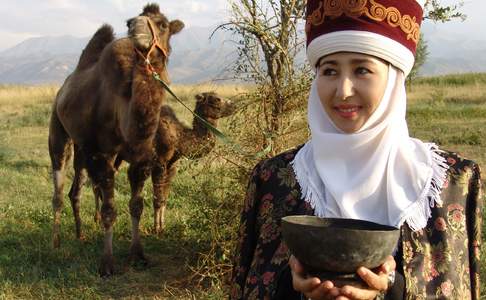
xmin=291 ymin=143 xmax=450 ymax=231
xmin=401 ymin=143 xmax=450 ymax=231
xmin=290 ymin=143 xmax=327 ymax=217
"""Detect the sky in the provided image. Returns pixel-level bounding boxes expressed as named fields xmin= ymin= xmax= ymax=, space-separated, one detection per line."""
xmin=0 ymin=0 xmax=229 ymax=50
xmin=0 ymin=0 xmax=485 ymax=51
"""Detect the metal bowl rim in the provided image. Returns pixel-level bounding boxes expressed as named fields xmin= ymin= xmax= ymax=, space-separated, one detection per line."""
xmin=282 ymin=215 xmax=399 ymax=233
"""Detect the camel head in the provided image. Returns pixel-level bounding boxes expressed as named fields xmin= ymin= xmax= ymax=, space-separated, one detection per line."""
xmin=195 ymin=92 xmax=236 ymax=120
xmin=127 ymin=3 xmax=184 ymax=60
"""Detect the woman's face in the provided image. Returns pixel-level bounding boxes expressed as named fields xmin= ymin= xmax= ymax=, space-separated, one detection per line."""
xmin=316 ymin=52 xmax=389 ymax=133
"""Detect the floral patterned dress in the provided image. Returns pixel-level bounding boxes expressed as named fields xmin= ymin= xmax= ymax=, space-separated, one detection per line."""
xmin=230 ymin=145 xmax=482 ymax=300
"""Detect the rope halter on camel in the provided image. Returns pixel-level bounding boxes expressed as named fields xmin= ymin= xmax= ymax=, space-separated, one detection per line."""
xmin=134 ymin=17 xmax=169 ymax=75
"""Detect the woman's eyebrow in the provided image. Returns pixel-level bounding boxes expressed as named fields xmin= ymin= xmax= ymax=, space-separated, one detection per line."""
xmin=319 ymin=60 xmax=338 ymax=67
xmin=319 ymin=58 xmax=377 ymax=67
xmin=350 ymin=58 xmax=376 ymax=65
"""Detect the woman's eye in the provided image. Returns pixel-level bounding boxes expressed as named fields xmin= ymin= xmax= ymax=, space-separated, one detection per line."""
xmin=356 ymin=67 xmax=371 ymax=75
xmin=321 ymin=68 xmax=337 ymax=76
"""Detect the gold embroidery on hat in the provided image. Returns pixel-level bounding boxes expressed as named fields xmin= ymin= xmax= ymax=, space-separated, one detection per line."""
xmin=306 ymin=0 xmax=420 ymax=44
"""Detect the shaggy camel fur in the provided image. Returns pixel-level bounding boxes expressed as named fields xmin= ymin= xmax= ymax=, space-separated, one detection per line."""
xmin=105 ymin=92 xmax=235 ymax=234
xmin=48 ymin=3 xmax=183 ymax=276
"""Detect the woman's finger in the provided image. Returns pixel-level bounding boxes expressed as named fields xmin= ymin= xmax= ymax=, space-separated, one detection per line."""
xmin=289 ymin=255 xmax=305 ymax=274
xmin=356 ymin=267 xmax=388 ymax=291
xmin=305 ymin=281 xmax=338 ymax=300
xmin=378 ymin=256 xmax=396 ymax=275
xmin=357 ymin=255 xmax=396 ymax=291
xmin=292 ymin=274 xmax=321 ymax=293
xmin=289 ymin=256 xmax=322 ymax=292
xmin=339 ymin=284 xmax=380 ymax=300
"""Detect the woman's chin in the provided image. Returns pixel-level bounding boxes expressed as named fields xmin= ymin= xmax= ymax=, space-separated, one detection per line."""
xmin=333 ymin=120 xmax=363 ymax=133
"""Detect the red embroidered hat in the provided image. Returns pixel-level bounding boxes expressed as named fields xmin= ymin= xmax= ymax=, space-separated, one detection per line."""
xmin=306 ymin=0 xmax=424 ymax=75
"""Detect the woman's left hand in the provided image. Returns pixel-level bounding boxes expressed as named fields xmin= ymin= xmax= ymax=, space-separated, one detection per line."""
xmin=336 ymin=255 xmax=396 ymax=300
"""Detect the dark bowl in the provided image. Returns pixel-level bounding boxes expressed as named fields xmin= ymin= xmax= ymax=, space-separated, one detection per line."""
xmin=281 ymin=215 xmax=400 ymax=275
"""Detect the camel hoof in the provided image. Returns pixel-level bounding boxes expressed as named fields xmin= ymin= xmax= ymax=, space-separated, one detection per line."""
xmin=153 ymin=221 xmax=166 ymax=236
xmin=153 ymin=226 xmax=164 ymax=236
xmin=99 ymin=255 xmax=115 ymax=277
xmin=129 ymin=253 xmax=149 ymax=268
xmin=129 ymin=244 xmax=148 ymax=266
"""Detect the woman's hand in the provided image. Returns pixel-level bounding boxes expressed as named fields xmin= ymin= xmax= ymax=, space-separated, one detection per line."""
xmin=337 ymin=255 xmax=395 ymax=300
xmin=289 ymin=255 xmax=340 ymax=300
xmin=289 ymin=255 xmax=396 ymax=300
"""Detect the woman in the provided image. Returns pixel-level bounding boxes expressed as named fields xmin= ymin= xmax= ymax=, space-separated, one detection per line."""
xmin=230 ymin=0 xmax=482 ymax=299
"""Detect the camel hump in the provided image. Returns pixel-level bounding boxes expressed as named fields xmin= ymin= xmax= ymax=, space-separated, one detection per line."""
xmin=76 ymin=24 xmax=115 ymax=71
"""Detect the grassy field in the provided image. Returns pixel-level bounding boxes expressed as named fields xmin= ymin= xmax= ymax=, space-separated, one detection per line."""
xmin=0 ymin=73 xmax=485 ymax=299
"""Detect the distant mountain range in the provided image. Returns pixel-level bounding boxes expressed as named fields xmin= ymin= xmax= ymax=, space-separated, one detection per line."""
xmin=420 ymin=25 xmax=486 ymax=75
xmin=0 ymin=27 xmax=237 ymax=85
xmin=1 ymin=24 xmax=485 ymax=85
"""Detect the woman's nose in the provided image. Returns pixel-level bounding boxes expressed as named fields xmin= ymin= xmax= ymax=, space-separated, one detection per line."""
xmin=335 ymin=77 xmax=355 ymax=101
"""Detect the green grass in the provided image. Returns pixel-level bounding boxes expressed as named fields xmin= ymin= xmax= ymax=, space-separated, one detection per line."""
xmin=0 ymin=74 xmax=486 ymax=299
xmin=414 ymin=73 xmax=486 ymax=86
xmin=0 ymin=85 xmax=243 ymax=299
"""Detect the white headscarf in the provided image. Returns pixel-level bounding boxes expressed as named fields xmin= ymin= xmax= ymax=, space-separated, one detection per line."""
xmin=291 ymin=65 xmax=449 ymax=230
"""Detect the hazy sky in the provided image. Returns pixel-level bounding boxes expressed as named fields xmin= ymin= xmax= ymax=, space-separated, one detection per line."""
xmin=0 ymin=0 xmax=485 ymax=51
xmin=0 ymin=0 xmax=229 ymax=50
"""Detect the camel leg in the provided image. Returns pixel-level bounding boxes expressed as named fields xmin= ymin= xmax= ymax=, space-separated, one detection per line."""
xmin=152 ymin=163 xmax=176 ymax=235
xmin=48 ymin=111 xmax=73 ymax=248
xmin=128 ymin=162 xmax=151 ymax=264
xmin=86 ymin=153 xmax=117 ymax=276
xmin=151 ymin=164 xmax=165 ymax=235
xmin=68 ymin=145 xmax=87 ymax=240
xmin=93 ymin=185 xmax=102 ymax=224
xmin=93 ymin=155 xmax=121 ymax=224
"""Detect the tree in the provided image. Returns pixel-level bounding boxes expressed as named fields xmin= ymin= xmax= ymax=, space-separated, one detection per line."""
xmin=425 ymin=0 xmax=466 ymax=22
xmin=407 ymin=33 xmax=429 ymax=89
xmin=218 ymin=0 xmax=310 ymax=154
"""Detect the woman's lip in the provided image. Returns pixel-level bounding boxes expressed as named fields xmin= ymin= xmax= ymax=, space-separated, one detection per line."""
xmin=334 ymin=105 xmax=361 ymax=119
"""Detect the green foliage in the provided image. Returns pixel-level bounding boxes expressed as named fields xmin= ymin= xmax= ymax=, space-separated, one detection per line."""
xmin=424 ymin=0 xmax=466 ymax=22
xmin=415 ymin=73 xmax=486 ymax=86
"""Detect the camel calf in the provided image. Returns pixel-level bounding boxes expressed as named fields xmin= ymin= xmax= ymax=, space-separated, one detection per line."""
xmin=91 ymin=92 xmax=235 ymax=234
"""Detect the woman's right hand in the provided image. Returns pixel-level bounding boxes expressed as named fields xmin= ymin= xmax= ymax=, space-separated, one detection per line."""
xmin=290 ymin=255 xmax=395 ymax=300
xmin=289 ymin=255 xmax=340 ymax=300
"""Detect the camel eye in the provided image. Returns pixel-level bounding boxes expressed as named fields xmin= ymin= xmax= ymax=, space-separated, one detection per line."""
xmin=159 ymin=22 xmax=168 ymax=30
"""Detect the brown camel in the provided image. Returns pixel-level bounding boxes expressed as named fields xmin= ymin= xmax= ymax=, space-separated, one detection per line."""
xmin=48 ymin=3 xmax=184 ymax=276
xmin=96 ymin=92 xmax=235 ymax=234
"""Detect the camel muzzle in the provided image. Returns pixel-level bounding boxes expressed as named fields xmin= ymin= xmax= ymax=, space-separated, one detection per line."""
xmin=221 ymin=100 xmax=237 ymax=117
xmin=128 ymin=17 xmax=153 ymax=50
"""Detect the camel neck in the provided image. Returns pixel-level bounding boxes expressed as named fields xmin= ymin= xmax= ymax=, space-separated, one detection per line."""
xmin=176 ymin=113 xmax=217 ymax=159
xmin=124 ymin=63 xmax=166 ymax=145
xmin=192 ymin=115 xmax=217 ymax=139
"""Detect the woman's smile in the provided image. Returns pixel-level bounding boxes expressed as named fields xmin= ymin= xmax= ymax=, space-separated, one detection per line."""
xmin=334 ymin=104 xmax=362 ymax=119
